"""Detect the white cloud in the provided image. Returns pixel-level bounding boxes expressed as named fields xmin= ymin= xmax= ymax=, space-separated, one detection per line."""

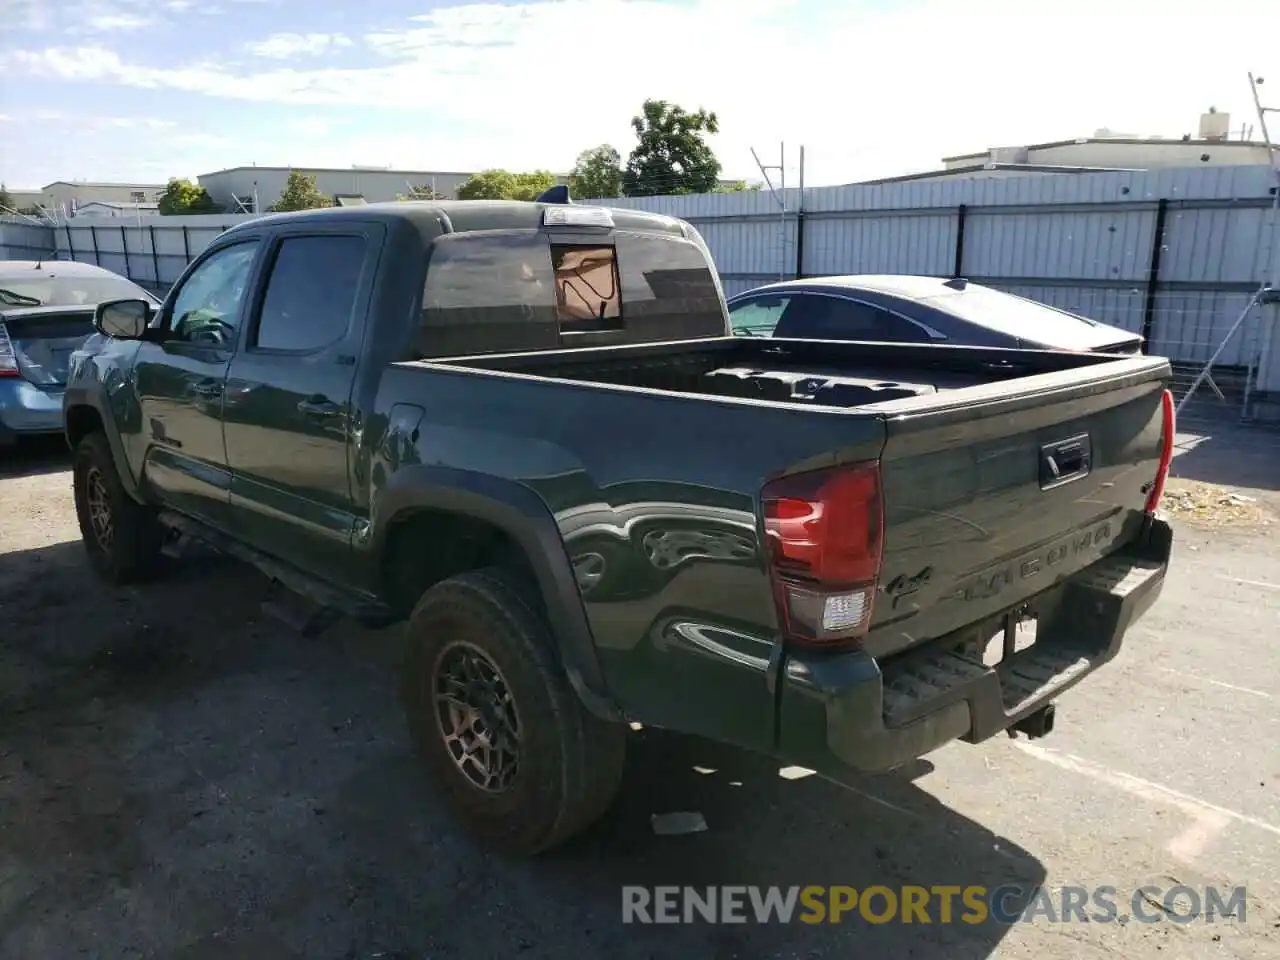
xmin=86 ymin=11 xmax=153 ymax=30
xmin=96 ymin=116 xmax=177 ymax=130
xmin=285 ymin=118 xmax=333 ymax=138
xmin=245 ymin=32 xmax=353 ymax=59
xmin=5 ymin=107 xmax=175 ymax=131
xmin=4 ymin=0 xmax=1276 ymax=184
xmin=172 ymin=132 xmax=232 ymax=148
xmin=11 ymin=0 xmax=159 ymax=34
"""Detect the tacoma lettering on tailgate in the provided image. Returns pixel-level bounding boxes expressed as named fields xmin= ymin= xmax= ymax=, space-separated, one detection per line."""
xmin=945 ymin=520 xmax=1115 ymax=605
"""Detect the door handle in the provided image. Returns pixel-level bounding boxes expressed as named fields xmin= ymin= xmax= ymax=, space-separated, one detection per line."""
xmin=1039 ymin=434 xmax=1092 ymax=489
xmin=298 ymin=396 xmax=340 ymax=418
xmin=191 ymin=380 xmax=222 ymax=399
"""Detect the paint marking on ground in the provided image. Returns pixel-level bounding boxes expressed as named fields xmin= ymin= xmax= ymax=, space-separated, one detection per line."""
xmin=1013 ymin=741 xmax=1280 ymax=851
xmin=1155 ymin=666 xmax=1273 ymax=699
xmin=1215 ymin=574 xmax=1280 ymax=592
xmin=820 ymin=776 xmax=918 ymax=818
xmin=1167 ymin=810 xmax=1233 ymax=862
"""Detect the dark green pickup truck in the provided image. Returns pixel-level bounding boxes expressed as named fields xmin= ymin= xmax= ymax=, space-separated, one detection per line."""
xmin=64 ymin=198 xmax=1175 ymax=855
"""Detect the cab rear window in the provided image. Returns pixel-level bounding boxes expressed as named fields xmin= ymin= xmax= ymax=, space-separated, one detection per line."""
xmin=416 ymin=229 xmax=725 ymax=358
xmin=550 ymin=244 xmax=621 ymax=333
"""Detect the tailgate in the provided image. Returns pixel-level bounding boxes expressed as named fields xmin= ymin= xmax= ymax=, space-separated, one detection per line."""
xmin=864 ymin=354 xmax=1171 ymax=659
xmin=1 ymin=309 xmax=96 ymax=386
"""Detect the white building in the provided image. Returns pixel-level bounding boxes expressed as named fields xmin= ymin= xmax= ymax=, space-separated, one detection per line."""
xmin=2 ymin=181 xmax=168 ymax=219
xmin=70 ymin=200 xmax=161 ymax=218
xmin=860 ymin=110 xmax=1275 ymax=185
xmin=43 ymin=181 xmax=167 ymax=216
xmin=197 ymin=165 xmax=567 ymax=212
xmin=2 ymin=188 xmax=46 ymax=213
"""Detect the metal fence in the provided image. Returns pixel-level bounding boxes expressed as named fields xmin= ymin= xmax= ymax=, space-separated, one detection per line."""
xmin=0 ymin=219 xmax=58 ymax=262
xmin=3 ymin=167 xmax=1277 ymax=423
xmin=586 ymin=165 xmax=1280 ymax=424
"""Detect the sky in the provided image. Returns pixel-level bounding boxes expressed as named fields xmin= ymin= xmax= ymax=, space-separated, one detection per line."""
xmin=1 ymin=0 xmax=1275 ymax=191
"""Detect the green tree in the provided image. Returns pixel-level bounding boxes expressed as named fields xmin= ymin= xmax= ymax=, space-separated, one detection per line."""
xmin=511 ymin=170 xmax=557 ymax=201
xmin=0 ymin=183 xmax=13 ymax=211
xmin=157 ymin=178 xmax=220 ymax=215
xmin=456 ymin=169 xmax=557 ymax=201
xmin=457 ymin=169 xmax=516 ymax=200
xmin=623 ymin=100 xmax=722 ymax=197
xmin=714 ymin=180 xmax=757 ymax=193
xmin=270 ymin=171 xmax=331 ymax=212
xmin=568 ymin=145 xmax=622 ymax=199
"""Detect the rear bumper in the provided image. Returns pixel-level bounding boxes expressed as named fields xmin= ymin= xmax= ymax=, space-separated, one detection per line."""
xmin=0 ymin=380 xmax=65 ymax=444
xmin=777 ymin=516 xmax=1172 ymax=775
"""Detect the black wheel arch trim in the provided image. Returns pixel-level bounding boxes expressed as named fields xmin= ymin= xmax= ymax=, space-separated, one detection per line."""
xmin=370 ymin=465 xmax=621 ymax=721
xmin=63 ymin=386 xmax=145 ymax=503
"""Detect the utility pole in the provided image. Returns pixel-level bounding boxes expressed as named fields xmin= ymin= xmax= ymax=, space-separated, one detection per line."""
xmin=1244 ymin=73 xmax=1280 ymax=418
xmin=1249 ymin=73 xmax=1280 ymax=291
xmin=751 ymin=143 xmax=787 ymax=281
xmin=796 ymin=145 xmax=806 ymax=279
xmin=1195 ymin=73 xmax=1280 ymax=418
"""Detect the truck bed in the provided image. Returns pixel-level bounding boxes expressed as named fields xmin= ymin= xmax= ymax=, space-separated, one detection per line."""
xmin=438 ymin=336 xmax=1131 ymax=410
xmin=412 ymin=335 xmax=1171 ymax=671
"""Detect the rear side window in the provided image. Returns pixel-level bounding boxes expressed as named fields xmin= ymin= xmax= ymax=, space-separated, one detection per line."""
xmin=924 ymin=285 xmax=1105 ymax=350
xmin=614 ymin=233 xmax=726 ymax=340
xmin=775 ymin=295 xmax=938 ymax=343
xmin=419 ymin=232 xmax=560 ymax=357
xmin=255 ymin=235 xmax=367 ymax=351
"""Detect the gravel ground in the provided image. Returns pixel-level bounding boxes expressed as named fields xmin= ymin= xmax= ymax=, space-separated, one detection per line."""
xmin=2 ymin=435 xmax=1278 ymax=960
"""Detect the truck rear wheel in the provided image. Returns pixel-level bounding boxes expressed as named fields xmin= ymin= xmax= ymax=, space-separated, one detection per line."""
xmin=400 ymin=566 xmax=625 ymax=856
xmin=72 ymin=432 xmax=163 ymax=585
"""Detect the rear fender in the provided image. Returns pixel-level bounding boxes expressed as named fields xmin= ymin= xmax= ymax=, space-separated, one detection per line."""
xmin=369 ymin=465 xmax=620 ymax=721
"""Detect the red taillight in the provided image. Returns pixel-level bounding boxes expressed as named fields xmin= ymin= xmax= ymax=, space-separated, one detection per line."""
xmin=1145 ymin=389 xmax=1176 ymax=515
xmin=0 ymin=322 xmax=20 ymax=378
xmin=762 ymin=461 xmax=884 ymax=648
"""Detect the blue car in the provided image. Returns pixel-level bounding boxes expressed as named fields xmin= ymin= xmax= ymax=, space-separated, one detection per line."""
xmin=726 ymin=275 xmax=1144 ymax=354
xmin=0 ymin=259 xmax=161 ymax=446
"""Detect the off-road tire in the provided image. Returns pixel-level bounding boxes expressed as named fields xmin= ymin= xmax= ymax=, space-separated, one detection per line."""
xmin=72 ymin=432 xmax=163 ymax=584
xmin=401 ymin=566 xmax=626 ymax=856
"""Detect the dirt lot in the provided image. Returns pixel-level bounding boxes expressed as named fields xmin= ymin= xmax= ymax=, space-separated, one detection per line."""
xmin=2 ymin=426 xmax=1278 ymax=960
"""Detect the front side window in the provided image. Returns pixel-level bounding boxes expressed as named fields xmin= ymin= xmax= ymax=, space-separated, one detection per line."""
xmin=168 ymin=241 xmax=259 ymax=347
xmin=254 ymin=235 xmax=366 ymax=352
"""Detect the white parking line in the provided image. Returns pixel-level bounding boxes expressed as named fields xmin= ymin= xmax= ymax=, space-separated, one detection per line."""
xmin=1215 ymin=574 xmax=1280 ymax=592
xmin=1155 ymin=666 xmax=1273 ymax=699
xmin=1013 ymin=742 xmax=1280 ymax=863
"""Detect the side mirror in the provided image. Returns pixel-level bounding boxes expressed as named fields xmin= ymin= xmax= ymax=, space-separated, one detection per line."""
xmin=94 ymin=299 xmax=151 ymax=340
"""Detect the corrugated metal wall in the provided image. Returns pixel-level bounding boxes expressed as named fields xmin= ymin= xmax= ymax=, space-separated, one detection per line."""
xmin=3 ymin=167 xmax=1276 ymax=403
xmin=590 ymin=166 xmax=1280 ymax=379
xmin=0 ymin=219 xmax=57 ymax=261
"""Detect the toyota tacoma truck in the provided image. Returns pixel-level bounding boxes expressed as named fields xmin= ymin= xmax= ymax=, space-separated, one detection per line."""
xmin=64 ymin=197 xmax=1175 ymax=856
